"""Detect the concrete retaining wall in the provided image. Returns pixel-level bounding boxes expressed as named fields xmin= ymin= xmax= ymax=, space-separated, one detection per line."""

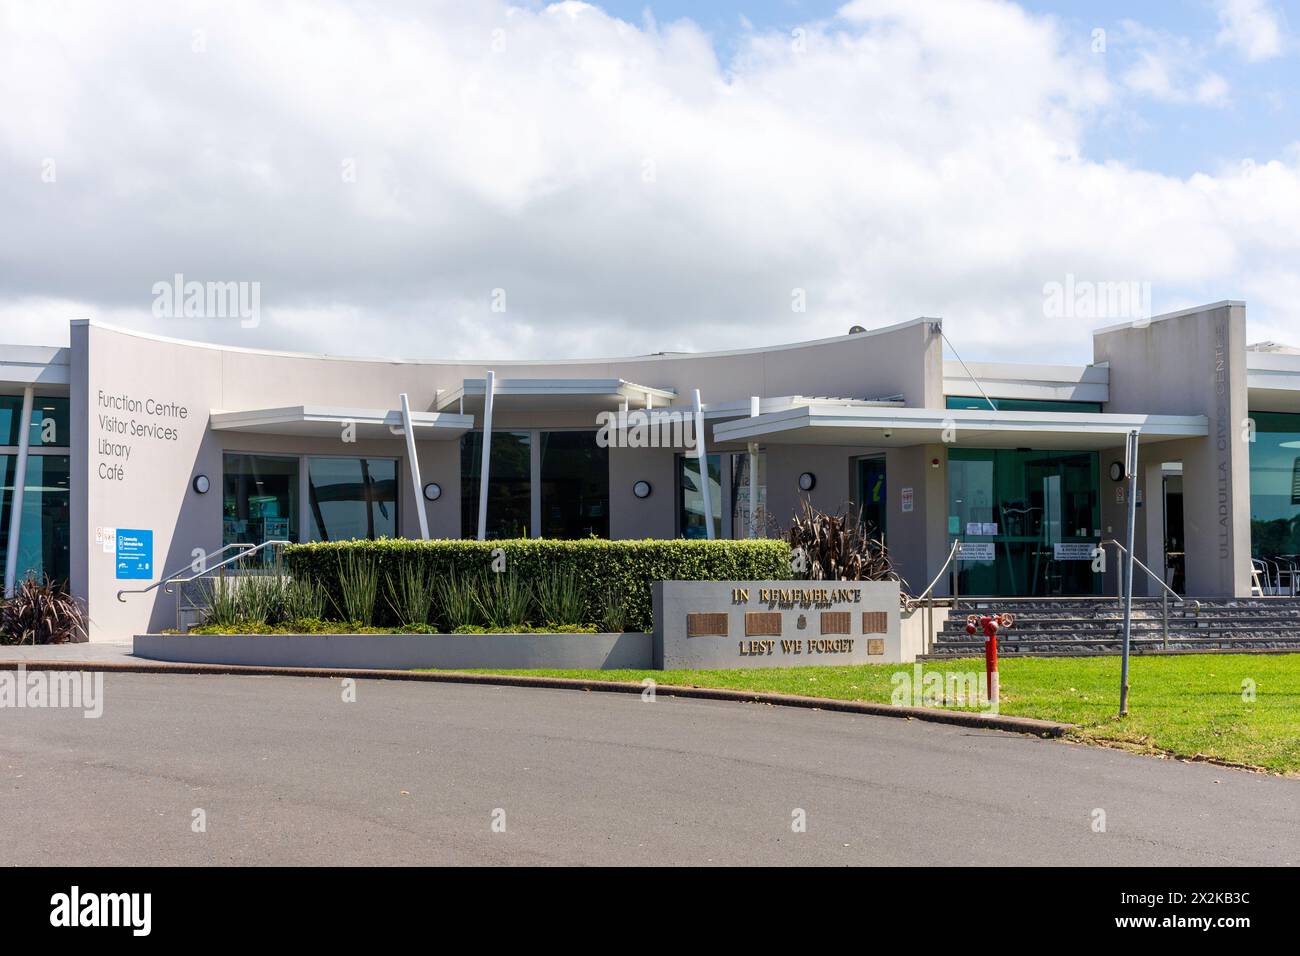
xmin=133 ymin=632 xmax=653 ymax=670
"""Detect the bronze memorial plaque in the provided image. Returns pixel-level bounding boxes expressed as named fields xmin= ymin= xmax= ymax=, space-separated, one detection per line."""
xmin=745 ymin=611 xmax=782 ymax=637
xmin=867 ymin=638 xmax=885 ymax=655
xmin=686 ymin=612 xmax=729 ymax=637
xmin=862 ymin=611 xmax=888 ymax=635
xmin=819 ymin=611 xmax=851 ymax=635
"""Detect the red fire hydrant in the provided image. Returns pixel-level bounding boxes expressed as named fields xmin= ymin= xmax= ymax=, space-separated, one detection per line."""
xmin=965 ymin=613 xmax=1014 ymax=706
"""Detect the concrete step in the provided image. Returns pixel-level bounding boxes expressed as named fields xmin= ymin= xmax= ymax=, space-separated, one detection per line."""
xmin=925 ymin=638 xmax=1300 ymax=657
xmin=939 ymin=620 xmax=1300 ymax=634
xmin=930 ymin=595 xmax=1300 ymax=656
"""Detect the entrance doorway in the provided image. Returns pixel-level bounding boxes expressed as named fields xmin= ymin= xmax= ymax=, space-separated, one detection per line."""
xmin=855 ymin=456 xmax=887 ymax=543
xmin=947 ymin=448 xmax=1101 ymax=596
xmin=1162 ymin=464 xmax=1185 ymax=594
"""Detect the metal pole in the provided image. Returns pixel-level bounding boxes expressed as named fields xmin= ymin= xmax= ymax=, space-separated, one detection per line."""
xmin=1162 ymin=588 xmax=1169 ymax=651
xmin=399 ymin=393 xmax=429 ymax=540
xmin=476 ymin=371 xmax=495 ymax=541
xmin=4 ymin=386 xmax=34 ymax=596
xmin=747 ymin=395 xmax=760 ymax=539
xmin=692 ymin=389 xmax=714 ymax=540
xmin=1120 ymin=429 xmax=1139 ymax=716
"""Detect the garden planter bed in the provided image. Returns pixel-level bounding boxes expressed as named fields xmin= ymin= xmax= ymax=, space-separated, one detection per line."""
xmin=133 ymin=631 xmax=653 ymax=671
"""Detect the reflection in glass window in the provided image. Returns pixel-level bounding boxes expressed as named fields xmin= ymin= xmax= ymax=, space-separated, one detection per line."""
xmin=0 ymin=454 xmax=71 ymax=585
xmin=947 ymin=448 xmax=1100 ymax=597
xmin=679 ymin=453 xmax=721 ymax=539
xmin=1249 ymin=411 xmax=1300 ymax=559
xmin=0 ymin=395 xmax=69 ymax=447
xmin=540 ymin=431 xmax=608 ymax=538
xmin=223 ymin=454 xmax=299 ymax=547
xmin=731 ymin=452 xmax=766 ymax=538
xmin=461 ymin=432 xmax=532 ymax=539
xmin=308 ymin=458 xmax=397 ymax=541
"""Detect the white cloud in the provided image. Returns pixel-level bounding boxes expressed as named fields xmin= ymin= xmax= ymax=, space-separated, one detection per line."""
xmin=0 ymin=0 xmax=1298 ymax=364
xmin=1116 ymin=21 xmax=1231 ymax=107
xmin=1215 ymin=0 xmax=1285 ymax=61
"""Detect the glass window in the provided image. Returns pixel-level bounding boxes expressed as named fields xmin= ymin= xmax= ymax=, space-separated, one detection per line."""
xmin=1249 ymin=411 xmax=1300 ymax=559
xmin=679 ymin=453 xmax=722 ymax=539
xmin=461 ymin=431 xmax=532 ymax=539
xmin=539 ymin=431 xmax=608 ymax=539
xmin=948 ymin=448 xmax=1100 ymax=596
xmin=945 ymin=396 xmax=1103 ymax=414
xmin=223 ymin=454 xmax=299 ymax=548
xmin=855 ymin=456 xmax=887 ymax=541
xmin=308 ymin=457 xmax=397 ymax=542
xmin=731 ymin=451 xmax=767 ymax=538
xmin=0 ymin=395 xmax=69 ymax=447
xmin=0 ymin=454 xmax=71 ymax=585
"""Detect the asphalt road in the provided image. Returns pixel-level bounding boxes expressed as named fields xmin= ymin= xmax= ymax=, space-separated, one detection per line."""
xmin=2 ymin=672 xmax=1296 ymax=866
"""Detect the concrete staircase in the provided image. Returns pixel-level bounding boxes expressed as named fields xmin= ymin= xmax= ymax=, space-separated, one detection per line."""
xmin=924 ymin=596 xmax=1300 ymax=657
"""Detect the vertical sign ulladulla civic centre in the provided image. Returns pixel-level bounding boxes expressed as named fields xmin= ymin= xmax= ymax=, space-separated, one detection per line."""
xmin=96 ymin=392 xmax=189 ymax=482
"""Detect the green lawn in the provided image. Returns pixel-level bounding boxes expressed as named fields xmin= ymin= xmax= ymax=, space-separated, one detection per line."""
xmin=445 ymin=654 xmax=1300 ymax=774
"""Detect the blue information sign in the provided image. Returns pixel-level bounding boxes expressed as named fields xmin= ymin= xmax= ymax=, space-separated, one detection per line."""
xmin=115 ymin=529 xmax=154 ymax=580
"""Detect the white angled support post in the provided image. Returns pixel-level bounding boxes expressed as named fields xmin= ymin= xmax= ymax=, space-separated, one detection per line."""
xmin=399 ymin=393 xmax=429 ymax=541
xmin=692 ymin=388 xmax=714 ymax=540
xmin=476 ymin=370 xmax=496 ymax=542
xmin=4 ymin=386 xmax=34 ymax=596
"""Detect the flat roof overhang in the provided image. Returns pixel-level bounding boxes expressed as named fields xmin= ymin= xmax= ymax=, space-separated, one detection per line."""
xmin=0 ymin=345 xmax=70 ymax=388
xmin=434 ymin=378 xmax=676 ymax=414
xmin=665 ymin=395 xmax=905 ymax=423
xmin=209 ymin=406 xmax=473 ymax=440
xmin=1247 ymin=354 xmax=1300 ymax=412
xmin=712 ymin=405 xmax=1209 ymax=451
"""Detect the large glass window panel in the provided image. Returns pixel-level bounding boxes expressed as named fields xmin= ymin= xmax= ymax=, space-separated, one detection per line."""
xmin=539 ymin=431 xmax=609 ymax=539
xmin=223 ymin=454 xmax=299 ymax=548
xmin=461 ymin=431 xmax=532 ymax=539
xmin=0 ymin=395 xmax=69 ymax=447
xmin=1249 ymin=411 xmax=1300 ymax=559
xmin=679 ymin=453 xmax=722 ymax=539
xmin=948 ymin=449 xmax=1100 ymax=596
xmin=945 ymin=397 xmax=1103 ymax=413
xmin=0 ymin=454 xmax=71 ymax=585
xmin=308 ymin=457 xmax=397 ymax=542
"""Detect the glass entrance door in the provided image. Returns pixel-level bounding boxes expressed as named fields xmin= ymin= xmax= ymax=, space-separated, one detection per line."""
xmin=856 ymin=456 xmax=887 ymax=542
xmin=949 ymin=449 xmax=1100 ymax=596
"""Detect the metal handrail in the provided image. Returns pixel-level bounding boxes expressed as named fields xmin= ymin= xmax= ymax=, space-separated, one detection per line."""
xmin=907 ymin=538 xmax=962 ymax=607
xmin=115 ymin=542 xmax=257 ymax=602
xmin=1099 ymin=538 xmax=1194 ymax=607
xmin=905 ymin=538 xmax=963 ymax=655
xmin=1100 ymin=538 xmax=1199 ymax=650
xmin=116 ymin=539 xmax=291 ymax=603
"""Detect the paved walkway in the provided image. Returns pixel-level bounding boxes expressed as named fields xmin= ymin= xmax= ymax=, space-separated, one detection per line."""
xmin=0 ymin=642 xmax=137 ymax=663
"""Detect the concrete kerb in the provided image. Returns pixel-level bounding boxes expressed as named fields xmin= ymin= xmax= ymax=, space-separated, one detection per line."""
xmin=0 ymin=658 xmax=1073 ymax=737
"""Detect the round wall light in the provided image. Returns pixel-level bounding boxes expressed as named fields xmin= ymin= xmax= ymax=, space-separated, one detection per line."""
xmin=192 ymin=474 xmax=210 ymax=494
xmin=423 ymin=482 xmax=442 ymax=501
xmin=632 ymin=480 xmax=653 ymax=499
xmin=798 ymin=472 xmax=816 ymax=492
xmin=1108 ymin=461 xmax=1124 ymax=482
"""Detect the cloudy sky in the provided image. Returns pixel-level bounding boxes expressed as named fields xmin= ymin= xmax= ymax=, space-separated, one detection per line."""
xmin=1 ymin=0 xmax=1298 ymax=363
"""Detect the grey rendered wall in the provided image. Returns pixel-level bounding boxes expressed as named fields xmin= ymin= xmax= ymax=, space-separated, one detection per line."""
xmin=1093 ymin=303 xmax=1251 ymax=597
xmin=609 ymin=445 xmax=677 ymax=539
xmin=134 ymin=631 xmax=653 ymax=670
xmin=76 ymin=318 xmax=942 ymax=637
xmin=885 ymin=443 xmax=949 ymax=597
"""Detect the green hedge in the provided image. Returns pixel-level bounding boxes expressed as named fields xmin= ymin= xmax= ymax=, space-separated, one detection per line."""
xmin=283 ymin=538 xmax=793 ymax=632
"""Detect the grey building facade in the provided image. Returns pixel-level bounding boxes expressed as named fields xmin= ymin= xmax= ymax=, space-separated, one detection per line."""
xmin=3 ymin=300 xmax=1298 ymax=640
